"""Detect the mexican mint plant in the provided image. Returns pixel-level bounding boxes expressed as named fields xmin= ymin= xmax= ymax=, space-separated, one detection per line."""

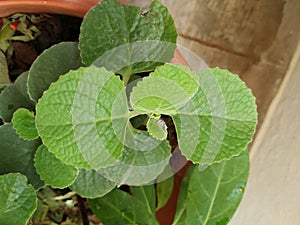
xmin=0 ymin=0 xmax=257 ymax=225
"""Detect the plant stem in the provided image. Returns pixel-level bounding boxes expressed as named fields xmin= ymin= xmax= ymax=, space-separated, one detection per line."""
xmin=122 ymin=73 xmax=131 ymax=86
xmin=77 ymin=195 xmax=89 ymax=225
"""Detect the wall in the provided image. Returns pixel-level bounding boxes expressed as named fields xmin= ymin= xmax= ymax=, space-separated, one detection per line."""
xmin=229 ymin=40 xmax=300 ymax=225
xmin=160 ymin=0 xmax=300 ymax=132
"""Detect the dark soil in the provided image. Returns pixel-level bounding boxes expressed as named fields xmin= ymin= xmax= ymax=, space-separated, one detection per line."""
xmin=8 ymin=14 xmax=82 ymax=80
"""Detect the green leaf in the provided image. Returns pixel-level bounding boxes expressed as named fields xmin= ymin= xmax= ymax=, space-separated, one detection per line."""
xmin=88 ymin=186 xmax=159 ymax=225
xmin=0 ymin=84 xmax=10 ymax=93
xmin=0 ymin=173 xmax=37 ymax=225
xmin=36 ymin=66 xmax=125 ymax=169
xmin=0 ymin=72 xmax=35 ymax=122
xmin=34 ymin=145 xmax=78 ymax=189
xmin=36 ymin=65 xmax=171 ymax=184
xmin=98 ymin=129 xmax=171 ymax=186
xmin=131 ymin=65 xmax=257 ymax=165
xmin=12 ymin=108 xmax=38 ymax=140
xmin=70 ymin=169 xmax=115 ymax=198
xmin=185 ymin=150 xmax=249 ymax=225
xmin=172 ymin=165 xmax=195 ymax=225
xmin=79 ymin=0 xmax=177 ymax=76
xmin=0 ymin=123 xmax=44 ymax=189
xmin=131 ymin=64 xmax=199 ymax=114
xmin=130 ymin=185 xmax=156 ymax=214
xmin=156 ymin=176 xmax=174 ymax=210
xmin=0 ymin=24 xmax=15 ymax=52
xmin=28 ymin=42 xmax=83 ymax=102
xmin=147 ymin=114 xmax=168 ymax=140
xmin=0 ymin=51 xmax=11 ymax=84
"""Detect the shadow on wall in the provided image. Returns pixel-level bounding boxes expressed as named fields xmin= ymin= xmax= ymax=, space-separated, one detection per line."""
xmin=160 ymin=0 xmax=300 ymax=134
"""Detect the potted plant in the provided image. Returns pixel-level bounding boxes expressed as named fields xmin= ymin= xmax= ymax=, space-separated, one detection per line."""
xmin=0 ymin=0 xmax=258 ymax=225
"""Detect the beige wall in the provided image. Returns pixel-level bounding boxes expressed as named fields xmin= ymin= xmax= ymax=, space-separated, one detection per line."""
xmin=229 ymin=41 xmax=300 ymax=225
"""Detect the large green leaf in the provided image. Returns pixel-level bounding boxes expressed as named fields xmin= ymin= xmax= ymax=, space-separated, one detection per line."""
xmin=0 ymin=51 xmax=11 ymax=84
xmin=88 ymin=186 xmax=159 ymax=225
xmin=79 ymin=0 xmax=177 ymax=76
xmin=36 ymin=66 xmax=125 ymax=169
xmin=34 ymin=145 xmax=78 ymax=189
xmin=0 ymin=72 xmax=35 ymax=122
xmin=0 ymin=123 xmax=44 ymax=189
xmin=0 ymin=173 xmax=37 ymax=225
xmin=131 ymin=64 xmax=257 ymax=166
xmin=183 ymin=150 xmax=249 ymax=225
xmin=36 ymin=66 xmax=171 ymax=185
xmin=12 ymin=108 xmax=38 ymax=140
xmin=98 ymin=129 xmax=171 ymax=185
xmin=27 ymin=42 xmax=83 ymax=102
xmin=70 ymin=169 xmax=115 ymax=198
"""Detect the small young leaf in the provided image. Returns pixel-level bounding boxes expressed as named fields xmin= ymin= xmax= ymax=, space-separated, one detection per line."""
xmin=79 ymin=0 xmax=177 ymax=76
xmin=88 ymin=186 xmax=159 ymax=225
xmin=185 ymin=149 xmax=250 ymax=225
xmin=0 ymin=123 xmax=44 ymax=189
xmin=0 ymin=72 xmax=35 ymax=122
xmin=12 ymin=108 xmax=38 ymax=140
xmin=147 ymin=114 xmax=168 ymax=140
xmin=70 ymin=169 xmax=115 ymax=199
xmin=0 ymin=51 xmax=11 ymax=84
xmin=28 ymin=42 xmax=83 ymax=102
xmin=34 ymin=145 xmax=78 ymax=189
xmin=0 ymin=173 xmax=37 ymax=225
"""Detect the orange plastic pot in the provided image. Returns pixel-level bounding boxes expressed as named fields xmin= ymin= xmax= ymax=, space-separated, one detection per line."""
xmin=0 ymin=1 xmax=190 ymax=225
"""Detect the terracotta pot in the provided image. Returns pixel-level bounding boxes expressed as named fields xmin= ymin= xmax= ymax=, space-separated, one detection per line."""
xmin=0 ymin=1 xmax=190 ymax=225
xmin=0 ymin=0 xmax=126 ymax=18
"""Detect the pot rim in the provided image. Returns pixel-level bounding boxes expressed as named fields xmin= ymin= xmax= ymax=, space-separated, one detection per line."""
xmin=0 ymin=0 xmax=100 ymax=18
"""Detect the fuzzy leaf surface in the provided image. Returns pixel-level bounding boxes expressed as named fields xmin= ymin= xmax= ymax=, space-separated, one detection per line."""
xmin=36 ymin=66 xmax=125 ymax=169
xmin=28 ymin=42 xmax=83 ymax=102
xmin=12 ymin=108 xmax=38 ymax=140
xmin=98 ymin=129 xmax=171 ymax=186
xmin=183 ymin=150 xmax=249 ymax=225
xmin=34 ymin=145 xmax=78 ymax=188
xmin=79 ymin=0 xmax=177 ymax=75
xmin=0 ymin=173 xmax=37 ymax=225
xmin=88 ymin=186 xmax=158 ymax=225
xmin=70 ymin=169 xmax=115 ymax=198
xmin=0 ymin=123 xmax=44 ymax=189
xmin=131 ymin=65 xmax=257 ymax=165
